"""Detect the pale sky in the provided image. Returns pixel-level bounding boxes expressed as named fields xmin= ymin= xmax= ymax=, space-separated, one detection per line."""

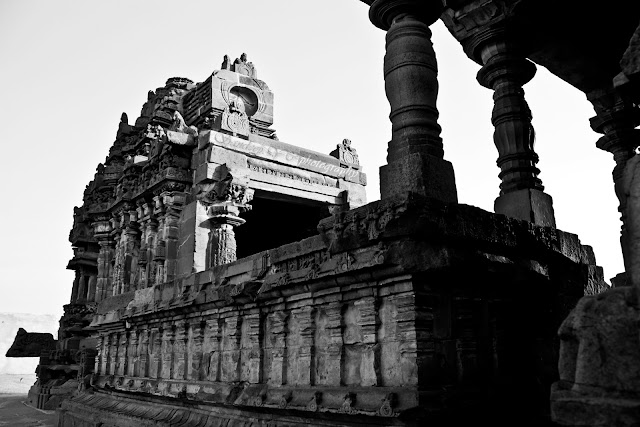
xmin=0 ymin=0 xmax=622 ymax=318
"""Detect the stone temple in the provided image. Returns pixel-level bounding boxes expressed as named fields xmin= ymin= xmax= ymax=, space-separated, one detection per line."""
xmin=6 ymin=1 xmax=640 ymax=426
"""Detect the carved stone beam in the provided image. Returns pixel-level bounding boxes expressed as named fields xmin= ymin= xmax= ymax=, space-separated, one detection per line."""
xmin=368 ymin=0 xmax=458 ymax=202
xmin=589 ymin=87 xmax=640 ymax=284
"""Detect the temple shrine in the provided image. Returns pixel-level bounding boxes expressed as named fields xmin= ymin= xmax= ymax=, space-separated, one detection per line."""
xmin=7 ymin=1 xmax=640 ymax=426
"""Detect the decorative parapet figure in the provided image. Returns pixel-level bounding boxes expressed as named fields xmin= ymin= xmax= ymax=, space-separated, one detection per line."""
xmin=232 ymin=53 xmax=257 ymax=78
xmin=330 ymin=138 xmax=360 ymax=167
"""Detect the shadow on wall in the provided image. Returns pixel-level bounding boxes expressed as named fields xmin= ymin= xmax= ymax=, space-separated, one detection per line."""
xmin=0 ymin=313 xmax=59 ymax=375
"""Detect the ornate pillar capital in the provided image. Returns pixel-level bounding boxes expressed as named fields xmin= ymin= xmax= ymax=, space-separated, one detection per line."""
xmin=369 ymin=0 xmax=443 ymax=30
xmin=198 ymin=165 xmax=253 ymax=268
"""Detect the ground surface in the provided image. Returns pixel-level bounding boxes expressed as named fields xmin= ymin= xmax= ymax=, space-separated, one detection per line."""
xmin=0 ymin=394 xmax=57 ymax=427
xmin=0 ymin=374 xmax=57 ymax=426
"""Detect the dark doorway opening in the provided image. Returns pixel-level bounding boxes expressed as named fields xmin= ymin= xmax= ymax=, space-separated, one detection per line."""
xmin=235 ymin=193 xmax=332 ymax=259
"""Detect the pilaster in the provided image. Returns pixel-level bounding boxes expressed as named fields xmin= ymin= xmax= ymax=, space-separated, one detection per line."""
xmin=221 ymin=314 xmax=242 ymax=382
xmin=204 ymin=318 xmax=222 ymax=382
xmin=92 ymin=218 xmax=114 ymax=302
xmin=268 ymin=311 xmax=288 ymax=386
xmin=117 ymin=331 xmax=128 ymax=376
xmin=293 ymin=306 xmax=315 ymax=386
xmin=127 ymin=330 xmax=138 ymax=377
xmin=149 ymin=326 xmax=162 ymax=379
xmin=138 ymin=328 xmax=149 ymax=378
xmin=161 ymin=322 xmax=175 ymax=379
xmin=324 ymin=302 xmax=343 ymax=386
xmin=172 ymin=322 xmax=188 ymax=380
xmin=355 ymin=297 xmax=379 ymax=386
xmin=188 ymin=321 xmax=205 ymax=381
xmin=160 ymin=192 xmax=186 ymax=282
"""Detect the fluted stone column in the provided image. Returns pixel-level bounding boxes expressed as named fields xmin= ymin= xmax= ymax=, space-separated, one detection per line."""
xmin=369 ymin=0 xmax=457 ymax=202
xmin=472 ymin=28 xmax=555 ymax=226
xmin=206 ymin=204 xmax=246 ymax=267
xmin=589 ymin=88 xmax=640 ymax=284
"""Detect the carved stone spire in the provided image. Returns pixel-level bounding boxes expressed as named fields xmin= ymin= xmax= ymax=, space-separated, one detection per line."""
xmin=368 ymin=0 xmax=458 ymax=202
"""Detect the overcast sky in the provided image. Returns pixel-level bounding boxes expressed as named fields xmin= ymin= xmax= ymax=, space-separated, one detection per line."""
xmin=0 ymin=0 xmax=622 ymax=317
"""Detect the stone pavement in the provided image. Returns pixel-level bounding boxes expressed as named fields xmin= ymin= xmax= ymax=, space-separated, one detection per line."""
xmin=0 ymin=394 xmax=57 ymax=427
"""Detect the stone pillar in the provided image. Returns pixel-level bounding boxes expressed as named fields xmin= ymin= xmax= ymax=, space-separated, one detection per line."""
xmin=206 ymin=204 xmax=246 ymax=267
xmin=92 ymin=218 xmax=114 ymax=302
xmin=588 ymin=89 xmax=640 ymax=284
xmin=368 ymin=0 xmax=457 ymax=202
xmin=198 ymin=165 xmax=253 ymax=267
xmin=473 ymin=28 xmax=555 ymax=226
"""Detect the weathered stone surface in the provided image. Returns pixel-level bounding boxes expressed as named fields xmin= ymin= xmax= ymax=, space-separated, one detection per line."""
xmin=551 ymin=286 xmax=640 ymax=426
xmin=494 ymin=188 xmax=556 ymax=228
xmin=5 ymin=328 xmax=55 ymax=358
xmin=30 ymin=2 xmax=640 ymax=426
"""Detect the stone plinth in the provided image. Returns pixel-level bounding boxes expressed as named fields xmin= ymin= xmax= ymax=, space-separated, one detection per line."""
xmin=60 ymin=193 xmax=605 ymax=426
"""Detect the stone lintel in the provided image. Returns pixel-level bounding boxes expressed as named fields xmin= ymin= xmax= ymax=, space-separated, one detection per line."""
xmin=201 ymin=130 xmax=366 ymax=184
xmin=494 ymin=188 xmax=556 ymax=228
